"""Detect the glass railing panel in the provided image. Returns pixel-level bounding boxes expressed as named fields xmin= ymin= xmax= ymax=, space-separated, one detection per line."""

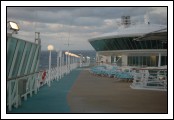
xmin=27 ymin=44 xmax=37 ymax=74
xmin=11 ymin=40 xmax=26 ymax=78
xmin=20 ymin=43 xmax=32 ymax=75
xmin=7 ymin=37 xmax=18 ymax=77
xmin=33 ymin=46 xmax=41 ymax=72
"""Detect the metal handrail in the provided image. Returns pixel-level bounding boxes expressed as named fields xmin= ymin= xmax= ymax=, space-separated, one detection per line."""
xmin=7 ymin=70 xmax=45 ymax=81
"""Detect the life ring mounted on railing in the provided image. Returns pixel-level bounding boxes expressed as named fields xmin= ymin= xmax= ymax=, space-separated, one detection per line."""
xmin=42 ymin=71 xmax=46 ymax=81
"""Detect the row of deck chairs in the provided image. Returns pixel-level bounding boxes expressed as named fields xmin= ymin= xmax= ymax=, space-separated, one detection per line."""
xmin=90 ymin=65 xmax=133 ymax=80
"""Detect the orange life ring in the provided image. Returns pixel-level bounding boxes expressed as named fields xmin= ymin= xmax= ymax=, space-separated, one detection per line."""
xmin=42 ymin=71 xmax=46 ymax=80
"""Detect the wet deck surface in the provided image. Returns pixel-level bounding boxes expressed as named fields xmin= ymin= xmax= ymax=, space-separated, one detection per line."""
xmin=68 ymin=69 xmax=167 ymax=113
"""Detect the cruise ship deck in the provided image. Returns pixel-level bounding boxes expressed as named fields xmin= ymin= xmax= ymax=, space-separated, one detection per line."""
xmin=7 ymin=67 xmax=167 ymax=113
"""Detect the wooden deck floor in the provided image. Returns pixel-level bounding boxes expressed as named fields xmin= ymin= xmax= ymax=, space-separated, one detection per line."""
xmin=68 ymin=69 xmax=167 ymax=113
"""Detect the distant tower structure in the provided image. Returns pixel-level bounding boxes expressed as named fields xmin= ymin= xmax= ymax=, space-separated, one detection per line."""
xmin=121 ymin=16 xmax=131 ymax=28
xmin=144 ymin=13 xmax=150 ymax=25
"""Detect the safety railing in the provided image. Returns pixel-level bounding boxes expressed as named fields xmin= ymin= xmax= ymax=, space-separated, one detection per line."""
xmin=130 ymin=67 xmax=167 ymax=91
xmin=7 ymin=72 xmax=40 ymax=111
xmin=7 ymin=62 xmax=79 ymax=111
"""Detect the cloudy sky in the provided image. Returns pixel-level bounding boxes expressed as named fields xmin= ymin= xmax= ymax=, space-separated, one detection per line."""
xmin=7 ymin=6 xmax=167 ymax=51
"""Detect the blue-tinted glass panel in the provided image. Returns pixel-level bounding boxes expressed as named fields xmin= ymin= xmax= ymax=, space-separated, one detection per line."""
xmin=89 ymin=37 xmax=167 ymax=51
xmin=122 ymin=38 xmax=130 ymax=49
xmin=140 ymin=41 xmax=147 ymax=49
xmin=7 ymin=37 xmax=18 ymax=77
xmin=128 ymin=56 xmax=130 ymax=65
xmin=114 ymin=39 xmax=121 ymax=50
xmin=90 ymin=41 xmax=98 ymax=51
xmin=146 ymin=56 xmax=150 ymax=66
xmin=116 ymin=38 xmax=127 ymax=50
xmin=139 ymin=56 xmax=143 ymax=66
xmin=136 ymin=56 xmax=139 ymax=66
xmin=11 ymin=40 xmax=26 ymax=77
xmin=33 ymin=46 xmax=41 ymax=72
xmin=130 ymin=38 xmax=138 ymax=49
xmin=104 ymin=39 xmax=114 ymax=50
xmin=161 ymin=56 xmax=167 ymax=66
xmin=151 ymin=40 xmax=158 ymax=49
xmin=142 ymin=56 xmax=147 ymax=66
xmin=130 ymin=56 xmax=133 ymax=66
xmin=112 ymin=39 xmax=119 ymax=50
xmin=145 ymin=40 xmax=152 ymax=49
xmin=27 ymin=44 xmax=37 ymax=73
xmin=127 ymin=38 xmax=134 ymax=49
xmin=155 ymin=56 xmax=159 ymax=66
xmin=162 ymin=42 xmax=167 ymax=49
xmin=20 ymin=43 xmax=32 ymax=75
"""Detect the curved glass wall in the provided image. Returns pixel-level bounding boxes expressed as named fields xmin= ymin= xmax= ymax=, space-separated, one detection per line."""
xmin=90 ymin=37 xmax=167 ymax=51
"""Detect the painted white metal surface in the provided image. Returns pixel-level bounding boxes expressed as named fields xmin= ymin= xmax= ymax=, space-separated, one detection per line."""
xmin=89 ymin=24 xmax=167 ymax=41
xmin=130 ymin=68 xmax=167 ymax=91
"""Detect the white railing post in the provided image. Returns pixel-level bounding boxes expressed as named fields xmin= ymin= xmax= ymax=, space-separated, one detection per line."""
xmin=158 ymin=53 xmax=161 ymax=67
xmin=47 ymin=45 xmax=54 ymax=87
xmin=15 ymin=79 xmax=19 ymax=108
xmin=48 ymin=50 xmax=51 ymax=87
xmin=34 ymin=73 xmax=39 ymax=94
xmin=8 ymin=81 xmax=12 ymax=111
xmin=59 ymin=54 xmax=61 ymax=79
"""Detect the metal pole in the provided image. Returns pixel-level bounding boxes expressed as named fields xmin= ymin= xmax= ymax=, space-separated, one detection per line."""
xmin=80 ymin=55 xmax=82 ymax=67
xmin=48 ymin=50 xmax=51 ymax=87
xmin=66 ymin=53 xmax=68 ymax=74
xmin=8 ymin=81 xmax=12 ymax=111
xmin=158 ymin=53 xmax=161 ymax=67
xmin=68 ymin=49 xmax=70 ymax=74
xmin=62 ymin=53 xmax=64 ymax=77
xmin=59 ymin=51 xmax=62 ymax=79
xmin=68 ymin=52 xmax=69 ymax=73
xmin=57 ymin=50 xmax=59 ymax=81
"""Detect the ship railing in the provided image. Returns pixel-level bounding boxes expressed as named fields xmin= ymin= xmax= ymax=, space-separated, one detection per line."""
xmin=130 ymin=68 xmax=167 ymax=91
xmin=38 ymin=63 xmax=79 ymax=88
xmin=7 ymin=62 xmax=79 ymax=111
xmin=7 ymin=71 xmax=41 ymax=111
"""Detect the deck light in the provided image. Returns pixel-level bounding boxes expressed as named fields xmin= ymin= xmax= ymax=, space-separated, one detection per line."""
xmin=8 ymin=21 xmax=19 ymax=31
xmin=47 ymin=45 xmax=54 ymax=51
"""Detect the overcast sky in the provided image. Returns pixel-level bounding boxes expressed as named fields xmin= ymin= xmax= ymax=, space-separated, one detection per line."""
xmin=7 ymin=7 xmax=167 ymax=51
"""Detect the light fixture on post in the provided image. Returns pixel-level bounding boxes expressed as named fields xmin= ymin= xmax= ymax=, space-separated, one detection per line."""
xmin=7 ymin=21 xmax=20 ymax=35
xmin=47 ymin=44 xmax=54 ymax=87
